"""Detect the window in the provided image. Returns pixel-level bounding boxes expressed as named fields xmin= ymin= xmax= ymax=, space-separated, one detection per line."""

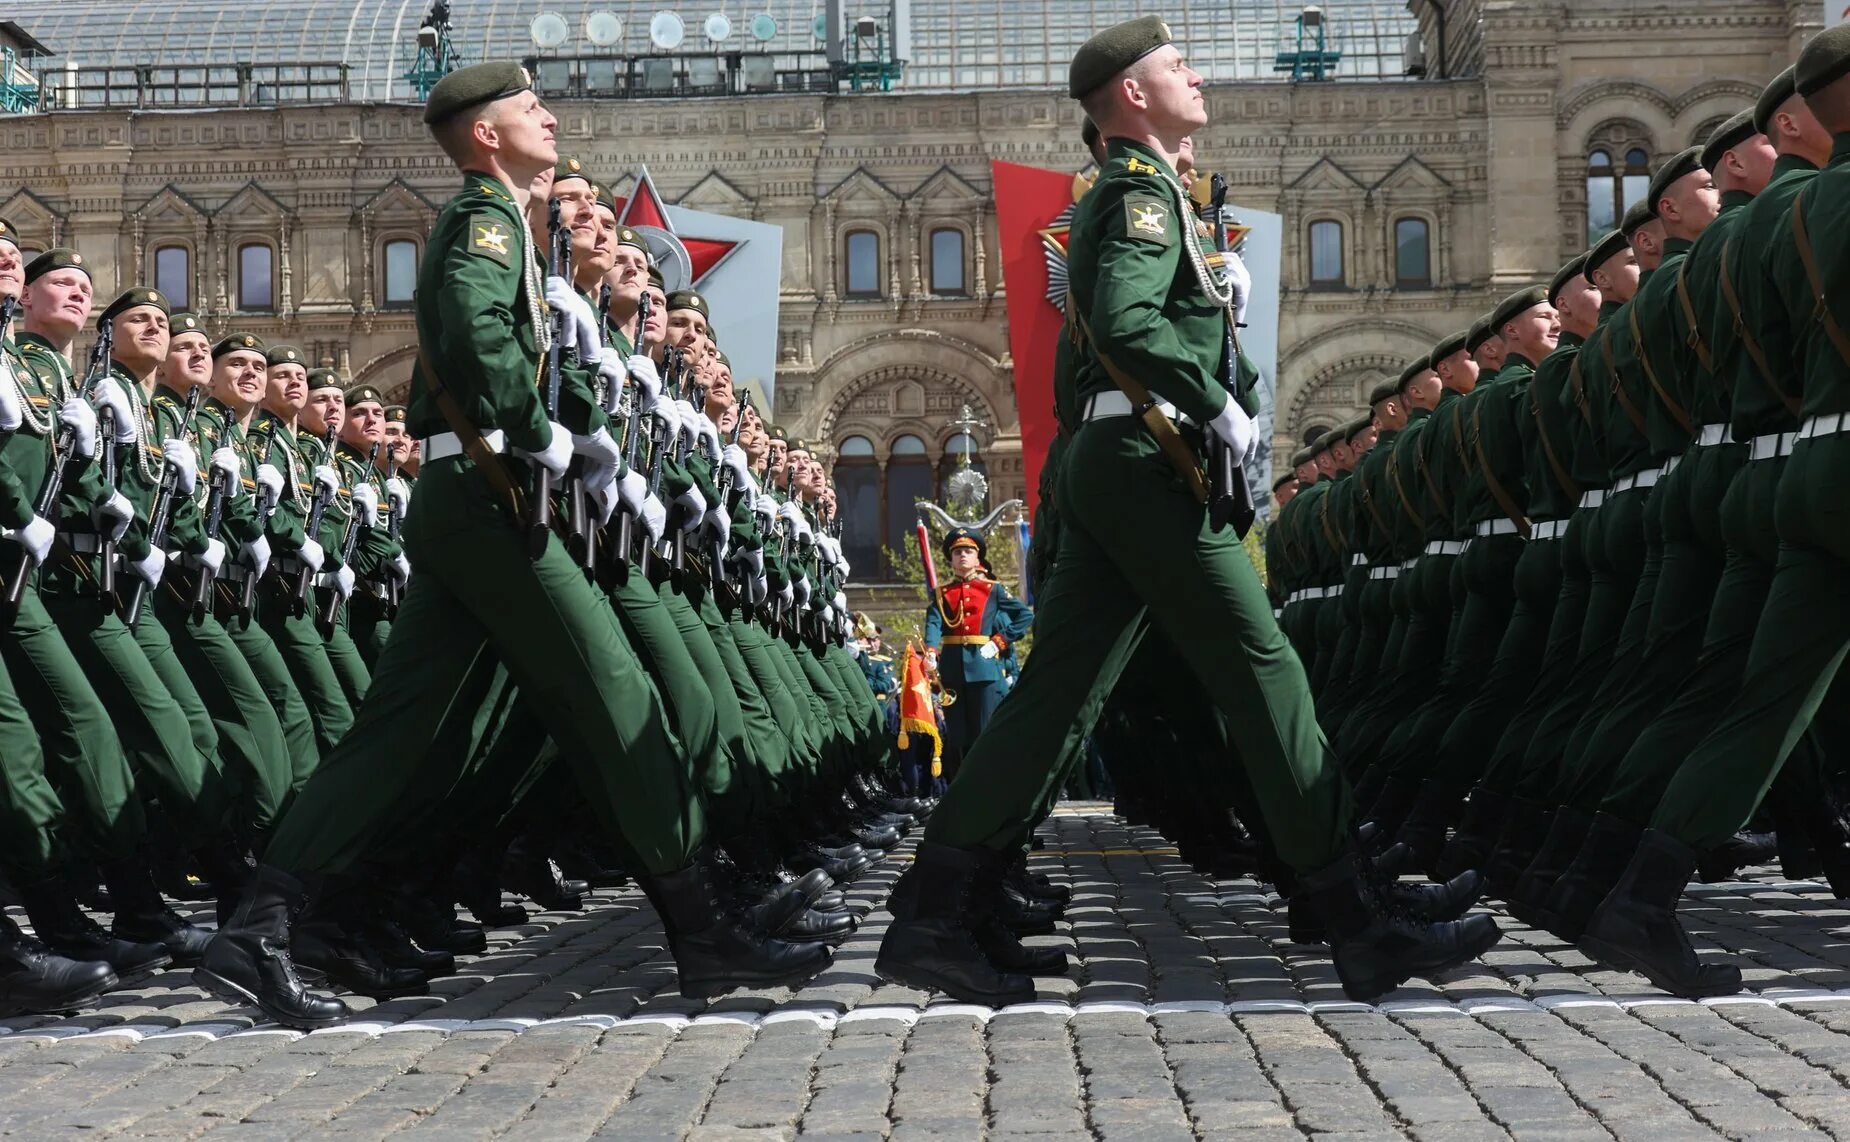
xmin=1309 ymin=220 xmax=1344 ymax=287
xmin=928 ymin=227 xmax=966 ymax=295
xmin=382 ymin=239 xmax=417 ymax=306
xmin=884 ymin=434 xmax=932 ymax=575
xmin=236 ymin=243 xmax=274 ymax=311
xmin=835 ymin=435 xmax=880 ymax=575
xmin=1586 ymin=143 xmax=1652 ymax=243
xmin=1393 ymin=218 xmax=1430 ymax=287
xmin=152 ymin=244 xmax=190 ymax=309
xmin=844 ymin=229 xmax=882 ymax=298
xmin=838 ymin=434 xmax=876 ymax=458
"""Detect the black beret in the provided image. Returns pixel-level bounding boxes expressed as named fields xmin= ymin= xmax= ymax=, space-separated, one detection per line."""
xmin=212 ymin=332 xmax=266 ymax=360
xmin=1366 ymin=379 xmax=1400 ymax=407
xmin=0 ymin=217 xmax=17 ymax=251
xmin=345 ymin=384 xmax=385 ymax=408
xmin=1465 ymin=314 xmax=1500 ymax=355
xmin=1432 ymin=328 xmax=1471 ymax=363
xmin=265 ymin=343 xmax=305 ymax=369
xmin=1798 ymin=24 xmax=1850 ymax=97
xmin=1646 ymin=147 xmax=1704 ymax=210
xmin=169 ymin=311 xmax=207 ymax=339
xmin=1490 ymin=286 xmax=1550 ymax=335
xmin=1586 ymin=229 xmax=1632 ymax=280
xmin=1700 ymin=109 xmax=1758 ymax=172
xmin=1288 ymin=446 xmax=1316 ymax=467
xmin=666 ymin=289 xmax=709 ymax=317
xmin=384 ymin=404 xmax=407 ymax=423
xmin=552 ymin=157 xmax=591 ymax=189
xmin=1753 ymin=65 xmax=1798 ymax=136
xmin=423 ymin=61 xmax=533 ymax=127
xmin=98 ymin=286 xmax=170 ymax=326
xmin=25 ymin=248 xmax=89 ymax=284
xmin=1272 ymin=470 xmax=1298 ymax=491
xmin=1069 ymin=16 xmax=1173 ymax=99
xmin=646 ymin=265 xmax=665 ymax=291
xmin=304 ymin=367 xmax=343 ymax=392
xmin=1396 ymin=359 xmax=1433 ymax=392
xmin=1344 ymin=415 xmax=1375 ymax=443
xmin=1619 ymin=198 xmax=1657 ymax=237
xmin=1548 ymin=254 xmax=1590 ymax=304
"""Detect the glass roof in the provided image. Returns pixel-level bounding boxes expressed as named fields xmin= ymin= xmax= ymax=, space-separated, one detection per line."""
xmin=8 ymin=0 xmax=1420 ymax=100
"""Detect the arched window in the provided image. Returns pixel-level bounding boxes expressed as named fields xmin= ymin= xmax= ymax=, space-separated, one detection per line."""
xmin=834 ymin=435 xmax=881 ymax=577
xmin=838 ymin=434 xmax=876 ymax=458
xmin=382 ymin=239 xmax=418 ymax=306
xmin=1309 ymin=220 xmax=1344 ymax=288
xmin=1393 ymin=218 xmax=1430 ymax=287
xmin=843 ymin=229 xmax=882 ymax=298
xmin=1586 ymin=142 xmax=1652 ymax=243
xmin=152 ymin=244 xmax=190 ymax=310
xmin=928 ymin=227 xmax=966 ymax=295
xmin=236 ymin=242 xmax=274 ymax=311
xmin=883 ymin=433 xmax=932 ymax=574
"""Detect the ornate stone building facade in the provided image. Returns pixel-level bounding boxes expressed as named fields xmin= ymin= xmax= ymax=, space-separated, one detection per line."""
xmin=0 ymin=0 xmax=1814 ymax=577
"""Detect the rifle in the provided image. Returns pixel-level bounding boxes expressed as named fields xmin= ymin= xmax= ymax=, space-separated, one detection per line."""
xmin=636 ymin=347 xmax=680 ymax=578
xmin=532 ymin=196 xmax=566 ymax=560
xmin=318 ymin=439 xmax=381 ymax=635
xmin=293 ymin=422 xmax=340 ymax=613
xmin=98 ymin=402 xmax=119 ymax=603
xmin=0 ymin=297 xmax=20 ymax=436
xmin=1207 ymin=174 xmax=1257 ymax=539
xmin=188 ymin=415 xmax=233 ymax=620
xmin=8 ymin=319 xmax=112 ymax=607
xmin=612 ymin=289 xmax=652 ymax=567
xmin=381 ymin=450 xmax=404 ymax=617
xmin=671 ymin=366 xmax=706 ymax=574
xmin=239 ymin=427 xmax=282 ymax=619
xmin=123 ymin=383 xmax=204 ymax=629
xmin=711 ymin=391 xmax=750 ymax=594
xmin=574 ymin=282 xmax=616 ymax=576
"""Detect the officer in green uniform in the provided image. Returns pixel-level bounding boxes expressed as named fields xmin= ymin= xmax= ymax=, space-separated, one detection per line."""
xmin=877 ymin=17 xmax=1499 ymax=1007
xmin=1582 ymin=38 xmax=1850 ymax=996
xmin=1314 ymin=413 xmax=1382 ymax=713
xmin=199 ymin=62 xmax=828 ymax=1029
xmin=351 ymin=403 xmax=413 ymax=665
xmin=322 ymin=382 xmax=397 ymax=704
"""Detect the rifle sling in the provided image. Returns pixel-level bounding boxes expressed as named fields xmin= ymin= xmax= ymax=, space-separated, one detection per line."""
xmin=416 ymin=344 xmax=530 ymax=527
xmin=1791 ymin=190 xmax=1850 ymax=372
xmin=1628 ymin=301 xmax=1695 ymax=435
xmin=1531 ymin=384 xmax=1582 ymax=502
xmin=1673 ymin=260 xmax=1715 ymax=374
xmin=1472 ymin=402 xmax=1530 ymax=538
xmin=1718 ymin=239 xmax=1802 ymax=416
xmin=1600 ymin=330 xmax=1651 ymax=437
xmin=1070 ymin=305 xmax=1208 ymax=505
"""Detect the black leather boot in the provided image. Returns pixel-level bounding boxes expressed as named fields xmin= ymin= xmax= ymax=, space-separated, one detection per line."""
xmin=193 ymin=838 xmax=254 ymax=929
xmin=193 ymin=865 xmax=350 ymax=1029
xmin=553 ymin=836 xmax=630 ymax=889
xmin=875 ymin=842 xmax=1036 ymax=1005
xmin=1288 ymin=860 xmax=1484 ymax=944
xmin=1435 ymin=787 xmax=1510 ymax=884
xmin=359 ymin=902 xmax=456 ymax=978
xmin=399 ymin=890 xmax=489 ymax=956
xmin=1482 ymin=797 xmax=1550 ymax=895
xmin=1508 ymin=809 xmax=1594 ymax=929
xmin=0 ymin=913 xmax=116 ymax=1013
xmin=18 ymin=877 xmax=171 ymax=982
xmin=779 ymin=908 xmax=857 ymax=943
xmin=104 ymin=859 xmax=213 ymax=967
xmin=1395 ymin=780 xmax=1468 ymax=875
xmin=1542 ymin=812 xmax=1641 ymax=943
xmin=292 ymin=916 xmax=431 ymax=1000
xmin=1297 ymin=848 xmax=1502 ymax=1002
xmin=1361 ymin=772 xmax=1422 ymax=841
xmin=503 ymin=842 xmax=587 ymax=911
xmin=636 ymin=851 xmax=831 ymax=999
xmin=1581 ymin=830 xmax=1742 ymax=998
xmin=1695 ymin=831 xmax=1778 ymax=883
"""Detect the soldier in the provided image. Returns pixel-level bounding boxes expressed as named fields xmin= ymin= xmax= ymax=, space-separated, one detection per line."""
xmin=353 ymin=403 xmax=414 ymax=666
xmin=322 ymin=382 xmax=400 ymax=702
xmin=922 ymin=526 xmax=1032 ymax=782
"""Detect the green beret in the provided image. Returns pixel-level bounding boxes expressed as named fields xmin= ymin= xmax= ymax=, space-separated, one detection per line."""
xmin=1069 ymin=16 xmax=1173 ymax=99
xmin=1490 ymin=286 xmax=1549 ymax=336
xmin=98 ymin=286 xmax=170 ymax=327
xmin=590 ymin=186 xmax=615 ymax=214
xmin=265 ymin=343 xmax=305 ymax=369
xmin=1366 ymin=379 xmax=1399 ymax=407
xmin=25 ymin=248 xmax=89 ymax=284
xmin=1288 ymin=447 xmax=1315 ymax=468
xmin=713 ymin=351 xmax=731 ymax=369
xmin=1343 ymin=415 xmax=1375 ymax=443
xmin=1645 ymin=147 xmax=1703 ymax=211
xmin=1432 ymin=328 xmax=1470 ymax=364
xmin=304 ymin=367 xmax=343 ymax=393
xmin=1548 ymin=254 xmax=1590 ymax=304
xmin=169 ymin=311 xmax=207 ymax=339
xmin=422 ymin=61 xmax=533 ymax=127
xmin=0 ymin=217 xmax=17 ymax=251
xmin=1311 ymin=428 xmax=1344 ymax=453
xmin=614 ymin=226 xmax=648 ymax=254
xmin=552 ymin=157 xmax=591 ymax=189
xmin=1272 ymin=471 xmax=1297 ymax=492
xmin=384 ymin=404 xmax=407 ymax=424
xmin=767 ymin=425 xmax=789 ymax=443
xmin=212 ymin=332 xmax=265 ymax=360
xmin=666 ymin=289 xmax=709 ymax=317
xmin=646 ymin=265 xmax=665 ymax=291
xmin=1465 ymin=314 xmax=1499 ymax=355
xmin=1586 ymin=228 xmax=1632 ymax=280
xmin=345 ymin=384 xmax=384 ymax=408
xmin=1753 ymin=65 xmax=1798 ymax=136
xmin=1396 ymin=359 xmax=1432 ymax=392
xmin=1619 ymin=197 xmax=1657 ymax=237
xmin=1700 ymin=109 xmax=1758 ymax=172
xmin=1798 ymin=24 xmax=1850 ymax=97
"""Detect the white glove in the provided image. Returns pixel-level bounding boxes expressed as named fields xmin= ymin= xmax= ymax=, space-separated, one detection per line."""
xmin=241 ymin=535 xmax=271 ymax=579
xmin=573 ymin=426 xmax=621 ymax=467
xmin=978 ymin=640 xmax=1001 ymax=661
xmin=702 ymin=505 xmax=729 ymax=543
xmin=780 ymin=580 xmax=794 ymax=607
xmin=777 ymin=501 xmax=803 ymax=528
xmin=821 ymin=604 xmax=835 ymax=629
xmin=674 ymin=486 xmax=707 ymax=532
xmin=1208 ymin=395 xmax=1256 ymax=466
xmin=0 ymin=366 xmax=21 ymax=432
xmin=296 ymin=537 xmax=325 ymax=573
xmin=57 ymin=398 xmax=97 ymax=460
xmin=92 ymin=491 xmax=133 ymax=542
xmin=386 ymin=477 xmax=411 ymax=514
xmin=616 ymin=468 xmax=649 ymax=519
xmin=833 ymin=590 xmax=848 ymax=617
xmin=839 ymin=556 xmax=852 ymax=579
xmin=640 ymin=493 xmax=667 ymax=546
xmin=627 ymin=355 xmax=662 ymax=408
xmin=191 ymin=537 xmax=226 ymax=575
xmin=351 ymin=483 xmax=380 ymax=527
xmin=332 ymin=563 xmax=355 ymax=599
xmin=595 ymin=346 xmax=626 ymax=414
xmin=721 ymin=444 xmax=753 ymax=491
xmin=544 ymin=276 xmax=599 ymax=355
xmin=388 ymin=552 xmax=411 ymax=585
xmin=312 ymin=463 xmax=340 ymax=499
xmin=674 ymin=399 xmax=699 ymax=450
xmin=1220 ymin=243 xmax=1253 ymax=327
xmin=587 ymin=473 xmax=622 ymax=525
xmin=210 ymin=446 xmax=244 ymax=500
xmin=649 ymin=399 xmax=679 ymax=440
xmin=94 ymin=378 xmax=138 ymax=444
xmin=744 ymin=546 xmax=765 ymax=578
xmin=9 ymin=514 xmax=54 ymax=565
xmin=126 ymin=546 xmax=167 ymax=587
xmin=255 ymin=463 xmax=284 ymax=509
xmin=794 ymin=574 xmax=811 ymax=606
xmin=750 ymin=571 xmax=768 ymax=604
xmin=925 ymin=649 xmax=938 ymax=672
xmin=161 ymin=439 xmax=198 ymax=496
xmin=753 ymin=492 xmax=777 ymax=526
xmin=695 ymin=416 xmax=721 ymax=463
xmin=514 ymin=421 xmax=572 ymax=478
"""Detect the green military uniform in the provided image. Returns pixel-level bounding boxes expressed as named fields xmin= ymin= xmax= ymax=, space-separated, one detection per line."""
xmin=350 ymin=403 xmax=411 ymax=666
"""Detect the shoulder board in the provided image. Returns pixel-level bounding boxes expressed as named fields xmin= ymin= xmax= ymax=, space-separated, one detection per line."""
xmin=1123 ymin=155 xmax=1160 ymax=176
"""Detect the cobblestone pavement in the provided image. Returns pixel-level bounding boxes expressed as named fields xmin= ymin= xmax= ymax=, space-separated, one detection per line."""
xmin=10 ymin=808 xmax=1850 ymax=1138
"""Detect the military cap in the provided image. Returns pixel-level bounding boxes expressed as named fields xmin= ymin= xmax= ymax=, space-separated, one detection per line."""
xmin=1431 ymin=328 xmax=1471 ymax=364
xmin=1490 ymin=285 xmax=1550 ymax=336
xmin=1311 ymin=428 xmax=1344 ymax=453
xmin=304 ymin=367 xmax=343 ymax=392
xmin=1069 ymin=16 xmax=1172 ymax=99
xmin=25 ymin=248 xmax=88 ymax=284
xmin=169 ymin=311 xmax=207 ymax=340
xmin=942 ymin=526 xmax=986 ymax=560
xmin=1271 ymin=470 xmax=1298 ymax=491
xmin=0 ymin=217 xmax=17 ymax=251
xmin=713 ymin=351 xmax=731 ymax=368
xmin=265 ymin=343 xmax=305 ymax=369
xmin=1586 ymin=228 xmax=1632 ymax=280
xmin=384 ymin=404 xmax=407 ymax=424
xmin=1619 ymin=198 xmax=1657 ymax=237
xmin=1798 ymin=24 xmax=1850 ymax=96
xmin=1646 ymin=147 xmax=1704 ymax=211
xmin=212 ymin=332 xmax=265 ymax=360
xmin=552 ymin=156 xmax=591 ymax=190
xmin=767 ymin=424 xmax=789 ymax=443
xmin=1547 ymin=253 xmax=1590 ymax=304
xmin=1081 ymin=116 xmax=1101 ymax=154
xmin=98 ymin=286 xmax=170 ymax=326
xmin=1395 ymin=359 xmax=1432 ymax=393
xmin=1288 ymin=446 xmax=1316 ymax=468
xmin=667 ymin=289 xmax=708 ymax=317
xmin=614 ymin=226 xmax=648 ymax=254
xmin=345 ymin=383 xmax=384 ymax=408
xmin=1700 ymin=109 xmax=1758 ymax=172
xmin=853 ymin=612 xmax=879 ymax=640
xmin=1343 ymin=415 xmax=1375 ymax=443
xmin=1753 ymin=65 xmax=1799 ymax=135
xmin=1465 ymin=314 xmax=1500 ymax=355
xmin=1366 ymin=379 xmax=1399 ymax=407
xmin=423 ymin=61 xmax=532 ymax=126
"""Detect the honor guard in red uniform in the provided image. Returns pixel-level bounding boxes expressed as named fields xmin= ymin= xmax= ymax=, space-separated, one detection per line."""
xmin=923 ymin=527 xmax=1033 ymax=782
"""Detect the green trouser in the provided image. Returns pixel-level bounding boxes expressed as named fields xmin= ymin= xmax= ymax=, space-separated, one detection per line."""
xmin=1335 ymin=567 xmax=1418 ymax=757
xmin=263 ymin=459 xmax=699 ymax=878
xmin=0 ymin=659 xmax=64 ymax=879
xmin=39 ymin=563 xmax=226 ymax=841
xmin=316 ymin=596 xmax=372 ymax=711
xmin=1601 ymin=448 xmax=1784 ymax=823
xmin=258 ymin=594 xmax=355 ymax=759
xmin=1316 ymin=562 xmax=1370 ymax=709
xmin=218 ymin=598 xmax=321 ymax=792
xmin=698 ymin=587 xmax=790 ymax=808
xmin=775 ymin=637 xmax=837 ymax=771
xmin=1347 ymin=551 xmax=1458 ymax=786
xmin=1488 ymin=508 xmax=1595 ymax=794
xmin=1309 ymin=579 xmax=1348 ymax=696
xmin=149 ymin=588 xmax=292 ymax=833
xmin=796 ymin=641 xmax=857 ymax=780
xmin=350 ymin=591 xmax=393 ymax=670
xmin=0 ymin=579 xmax=145 ymax=862
xmin=1651 ymin=435 xmax=1850 ymax=848
xmin=923 ymin=422 xmax=1348 ymax=870
xmin=653 ymin=577 xmax=747 ymax=825
xmin=608 ymin=566 xmax=723 ymax=799
xmin=731 ymin=617 xmax=814 ymax=802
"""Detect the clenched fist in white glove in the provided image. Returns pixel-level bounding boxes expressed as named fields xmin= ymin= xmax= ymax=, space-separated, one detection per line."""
xmin=296 ymin=537 xmax=325 ymax=573
xmin=57 ymin=398 xmax=97 ymax=460
xmin=127 ymin=546 xmax=167 ymax=587
xmin=8 ymin=515 xmax=54 ymax=566
xmin=674 ymin=486 xmax=707 ymax=532
xmin=332 ymin=563 xmax=355 ymax=599
xmin=255 ymin=463 xmax=284 ymax=509
xmin=312 ymin=463 xmax=340 ymax=499
xmin=161 ymin=439 xmax=198 ymax=496
xmin=94 ymin=378 xmax=138 ymax=444
xmin=627 ymin=355 xmax=662 ymax=408
xmin=210 ymin=445 xmax=244 ymax=500
xmin=515 ymin=421 xmax=573 ymax=477
xmin=351 ymin=483 xmax=380 ymax=527
xmin=978 ymin=640 xmax=1001 ymax=660
xmin=544 ymin=276 xmax=599 ymax=355
xmin=1208 ymin=394 xmax=1256 ymax=467
xmin=92 ymin=491 xmax=134 ymax=542
xmin=241 ymin=535 xmax=271 ymax=579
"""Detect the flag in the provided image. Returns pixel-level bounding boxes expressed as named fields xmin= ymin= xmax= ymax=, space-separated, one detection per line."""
xmin=897 ymin=641 xmax=942 ymax=777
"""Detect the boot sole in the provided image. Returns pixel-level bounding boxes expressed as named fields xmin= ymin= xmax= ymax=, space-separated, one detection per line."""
xmin=1337 ymin=919 xmax=1504 ymax=1003
xmin=0 ymin=970 xmax=119 ymax=1015
xmin=1577 ymin=932 xmax=1743 ymax=999
xmin=873 ymin=956 xmax=1036 ymax=1006
xmin=190 ymin=967 xmax=349 ymax=1030
xmin=677 ymin=959 xmax=831 ymax=1000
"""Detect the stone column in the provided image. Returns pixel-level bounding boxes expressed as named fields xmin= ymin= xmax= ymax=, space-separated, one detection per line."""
xmin=1480 ymin=0 xmax=1562 ymax=289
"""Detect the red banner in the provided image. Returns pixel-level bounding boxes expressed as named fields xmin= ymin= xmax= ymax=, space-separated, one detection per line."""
xmin=992 ymin=160 xmax=1085 ymax=516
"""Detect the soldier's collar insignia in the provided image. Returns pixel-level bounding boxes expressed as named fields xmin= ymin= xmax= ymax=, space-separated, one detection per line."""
xmin=1125 ymin=156 xmax=1159 ymax=175
xmin=473 ymin=222 xmax=510 ymax=255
